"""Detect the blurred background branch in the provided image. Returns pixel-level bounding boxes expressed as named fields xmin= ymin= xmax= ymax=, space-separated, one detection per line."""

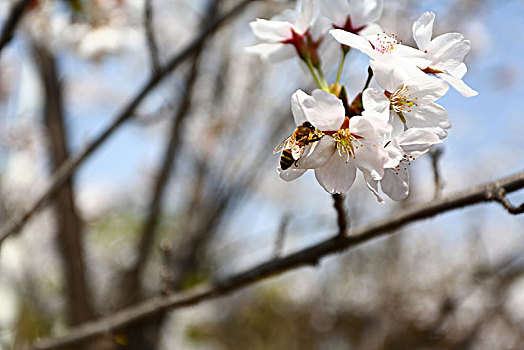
xmin=31 ymin=169 xmax=524 ymax=349
xmin=0 ymin=0 xmax=261 ymax=246
xmin=0 ymin=0 xmax=32 ymax=55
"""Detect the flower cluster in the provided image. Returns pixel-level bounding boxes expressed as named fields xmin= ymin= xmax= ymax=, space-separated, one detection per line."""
xmin=248 ymin=0 xmax=477 ymax=201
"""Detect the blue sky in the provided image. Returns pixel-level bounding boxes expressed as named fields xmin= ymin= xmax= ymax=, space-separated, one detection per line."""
xmin=1 ymin=0 xmax=522 ymax=254
xmin=55 ymin=0 xmax=523 ymax=189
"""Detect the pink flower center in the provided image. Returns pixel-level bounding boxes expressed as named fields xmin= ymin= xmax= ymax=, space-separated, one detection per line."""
xmin=333 ymin=15 xmax=365 ymax=34
xmin=369 ymin=33 xmax=401 ymax=55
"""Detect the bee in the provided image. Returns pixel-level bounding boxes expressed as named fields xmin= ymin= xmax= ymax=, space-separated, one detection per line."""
xmin=273 ymin=121 xmax=323 ymax=170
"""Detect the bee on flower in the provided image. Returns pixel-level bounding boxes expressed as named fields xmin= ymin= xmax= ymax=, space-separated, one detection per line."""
xmin=276 ymin=89 xmax=395 ymax=195
xmin=247 ymin=2 xmax=477 ymax=201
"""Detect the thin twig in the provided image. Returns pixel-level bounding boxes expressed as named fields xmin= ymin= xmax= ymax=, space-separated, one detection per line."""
xmin=0 ymin=0 xmax=33 ymax=55
xmin=30 ymin=170 xmax=524 ymax=350
xmin=332 ymin=193 xmax=348 ymax=237
xmin=159 ymin=240 xmax=174 ymax=295
xmin=144 ymin=0 xmax=161 ymax=73
xmin=362 ymin=66 xmax=373 ymax=92
xmin=273 ymin=213 xmax=291 ymax=258
xmin=126 ymin=30 xmax=206 ymax=302
xmin=487 ymin=187 xmax=524 ymax=215
xmin=125 ymin=0 xmax=221 ymax=305
xmin=430 ymin=146 xmax=445 ymax=199
xmin=0 ymin=0 xmax=261 ymax=246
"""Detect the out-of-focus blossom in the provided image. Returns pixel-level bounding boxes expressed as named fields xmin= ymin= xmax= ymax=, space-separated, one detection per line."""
xmin=321 ymin=0 xmax=383 ymax=34
xmin=77 ymin=25 xmax=141 ymax=58
xmin=246 ymin=0 xmax=323 ymax=63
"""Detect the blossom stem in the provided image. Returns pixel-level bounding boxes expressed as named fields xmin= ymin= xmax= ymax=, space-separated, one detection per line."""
xmin=335 ymin=46 xmax=350 ymax=85
xmin=332 ymin=193 xmax=348 ymax=237
xmin=304 ymin=58 xmax=323 ymax=89
xmin=316 ymin=65 xmax=329 ymax=90
xmin=362 ymin=66 xmax=373 ymax=91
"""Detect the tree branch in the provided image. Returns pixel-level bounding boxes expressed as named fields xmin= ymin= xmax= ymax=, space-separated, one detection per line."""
xmin=0 ymin=0 xmax=33 ymax=55
xmin=430 ymin=146 xmax=445 ymax=199
xmin=32 ymin=41 xmax=95 ymax=326
xmin=0 ymin=0 xmax=260 ymax=246
xmin=30 ymin=169 xmax=524 ymax=350
xmin=273 ymin=213 xmax=291 ymax=258
xmin=144 ymin=0 xmax=161 ymax=74
xmin=124 ymin=30 xmax=206 ymax=304
xmin=487 ymin=186 xmax=524 ymax=215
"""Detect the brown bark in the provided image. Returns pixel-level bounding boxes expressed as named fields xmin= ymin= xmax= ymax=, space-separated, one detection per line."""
xmin=33 ymin=42 xmax=94 ymax=326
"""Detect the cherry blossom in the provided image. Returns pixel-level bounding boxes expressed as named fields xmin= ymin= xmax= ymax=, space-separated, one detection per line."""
xmin=246 ymin=0 xmax=323 ymax=63
xmin=329 ymin=28 xmax=430 ymax=69
xmin=365 ymin=128 xmax=442 ymax=201
xmin=278 ymin=89 xmax=393 ymax=195
xmin=364 ymin=59 xmax=451 ymax=138
xmin=248 ymin=6 xmax=479 ymax=201
xmin=412 ymin=12 xmax=478 ymax=97
xmin=321 ymin=0 xmax=383 ymax=34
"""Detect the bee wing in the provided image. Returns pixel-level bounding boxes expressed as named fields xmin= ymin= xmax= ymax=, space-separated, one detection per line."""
xmin=273 ymin=136 xmax=291 ymax=154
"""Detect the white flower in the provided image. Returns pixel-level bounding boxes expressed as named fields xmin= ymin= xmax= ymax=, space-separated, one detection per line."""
xmin=365 ymin=128 xmax=442 ymax=201
xmin=412 ymin=11 xmax=478 ymax=97
xmin=329 ymin=28 xmax=430 ymax=69
xmin=278 ymin=89 xmax=391 ymax=195
xmin=364 ymin=59 xmax=451 ymax=139
xmin=246 ymin=0 xmax=322 ymax=62
xmin=321 ymin=0 xmax=383 ymax=33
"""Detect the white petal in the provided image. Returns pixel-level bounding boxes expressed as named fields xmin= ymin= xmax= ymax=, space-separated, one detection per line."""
xmin=249 ymin=19 xmax=293 ymax=42
xmin=437 ymin=72 xmax=478 ymax=97
xmin=245 ymin=43 xmax=295 ymax=62
xmin=397 ymin=128 xmax=442 ymax=158
xmin=278 ymin=167 xmax=307 ymax=182
xmin=329 ymin=29 xmax=376 ymax=58
xmin=348 ymin=0 xmax=384 ymax=29
xmin=353 ymin=140 xmax=388 ymax=180
xmin=412 ymin=11 xmax=435 ymax=52
xmin=369 ymin=58 xmax=401 ymax=92
xmin=389 ymin=110 xmax=406 ymax=138
xmin=370 ymin=57 xmax=429 ymax=92
xmin=363 ymin=171 xmax=385 ymax=203
xmin=407 ymin=74 xmax=449 ymax=102
xmin=301 ymin=89 xmax=345 ymax=131
xmin=297 ymin=136 xmax=336 ymax=169
xmin=314 ymin=153 xmax=357 ymax=194
xmin=450 ymin=62 xmax=467 ymax=79
xmin=392 ymin=44 xmax=432 ymax=68
xmin=295 ymin=0 xmax=317 ymax=34
xmin=271 ymin=9 xmax=297 ymax=23
xmin=362 ymin=88 xmax=390 ymax=118
xmin=351 ymin=114 xmax=390 ymax=142
xmin=381 ymin=167 xmax=409 ymax=201
xmin=321 ymin=0 xmax=350 ymax=27
xmin=358 ymin=22 xmax=382 ymax=36
xmin=428 ymin=33 xmax=469 ymax=65
xmin=384 ymin=138 xmax=404 ymax=168
xmin=406 ymin=102 xmax=451 ymax=132
xmin=309 ymin=11 xmax=331 ymax=40
xmin=291 ymin=90 xmax=309 ymax=125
